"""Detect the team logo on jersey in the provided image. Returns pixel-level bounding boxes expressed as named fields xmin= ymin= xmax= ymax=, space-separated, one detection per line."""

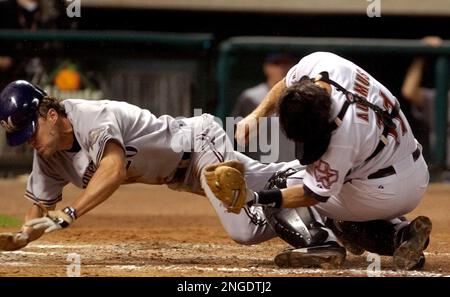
xmin=313 ymin=160 xmax=338 ymax=189
xmin=87 ymin=128 xmax=103 ymax=149
xmin=87 ymin=127 xmax=112 ymax=150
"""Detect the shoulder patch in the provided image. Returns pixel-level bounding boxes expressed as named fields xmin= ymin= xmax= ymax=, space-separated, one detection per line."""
xmin=313 ymin=160 xmax=339 ymax=189
xmin=87 ymin=127 xmax=110 ymax=150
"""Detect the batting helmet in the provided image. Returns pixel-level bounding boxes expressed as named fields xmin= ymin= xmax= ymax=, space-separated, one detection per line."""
xmin=0 ymin=80 xmax=46 ymax=146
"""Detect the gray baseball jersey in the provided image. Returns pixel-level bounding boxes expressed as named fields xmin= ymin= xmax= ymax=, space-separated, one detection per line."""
xmin=25 ymin=99 xmax=186 ymax=206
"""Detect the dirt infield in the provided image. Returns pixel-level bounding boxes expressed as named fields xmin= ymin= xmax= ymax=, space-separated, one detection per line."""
xmin=0 ymin=179 xmax=449 ymax=277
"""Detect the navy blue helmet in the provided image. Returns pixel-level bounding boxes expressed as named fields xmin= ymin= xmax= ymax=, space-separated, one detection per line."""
xmin=0 ymin=80 xmax=46 ymax=146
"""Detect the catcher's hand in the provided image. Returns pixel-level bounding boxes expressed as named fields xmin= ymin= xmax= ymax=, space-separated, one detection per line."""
xmin=204 ymin=160 xmax=250 ymax=214
xmin=235 ymin=114 xmax=258 ymax=146
xmin=0 ymin=231 xmax=29 ymax=251
xmin=25 ymin=207 xmax=75 ymax=233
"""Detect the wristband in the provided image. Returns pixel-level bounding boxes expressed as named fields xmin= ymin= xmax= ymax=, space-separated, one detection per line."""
xmin=254 ymin=189 xmax=283 ymax=208
xmin=63 ymin=207 xmax=78 ymax=221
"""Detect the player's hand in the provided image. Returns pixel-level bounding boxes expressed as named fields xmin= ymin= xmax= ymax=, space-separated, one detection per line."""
xmin=235 ymin=113 xmax=258 ymax=146
xmin=0 ymin=231 xmax=29 ymax=251
xmin=25 ymin=208 xmax=75 ymax=233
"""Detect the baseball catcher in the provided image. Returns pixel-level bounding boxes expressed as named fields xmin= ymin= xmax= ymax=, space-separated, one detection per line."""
xmin=229 ymin=52 xmax=432 ymax=270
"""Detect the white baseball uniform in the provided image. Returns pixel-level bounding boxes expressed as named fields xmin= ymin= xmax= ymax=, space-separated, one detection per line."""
xmin=284 ymin=52 xmax=429 ymax=221
xmin=25 ymin=99 xmax=299 ymax=244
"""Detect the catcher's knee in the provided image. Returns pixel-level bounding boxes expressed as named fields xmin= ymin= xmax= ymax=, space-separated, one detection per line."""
xmin=228 ymin=230 xmax=259 ymax=245
xmin=326 ymin=219 xmax=408 ymax=256
xmin=264 ymin=171 xmax=330 ymax=248
xmin=225 ymin=223 xmax=268 ymax=245
xmin=267 ymin=207 xmax=330 ymax=248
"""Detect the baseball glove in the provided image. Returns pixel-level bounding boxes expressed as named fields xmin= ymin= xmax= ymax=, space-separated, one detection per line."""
xmin=204 ymin=160 xmax=247 ymax=214
xmin=0 ymin=232 xmax=29 ymax=251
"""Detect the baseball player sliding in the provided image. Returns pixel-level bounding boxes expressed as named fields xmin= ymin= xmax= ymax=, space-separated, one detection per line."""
xmin=0 ymin=80 xmax=345 ymax=269
xmin=215 ymin=52 xmax=431 ymax=270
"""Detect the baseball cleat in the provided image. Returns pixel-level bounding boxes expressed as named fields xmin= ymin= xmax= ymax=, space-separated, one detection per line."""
xmin=274 ymin=242 xmax=346 ymax=269
xmin=393 ymin=216 xmax=432 ymax=271
xmin=338 ymin=237 xmax=365 ymax=256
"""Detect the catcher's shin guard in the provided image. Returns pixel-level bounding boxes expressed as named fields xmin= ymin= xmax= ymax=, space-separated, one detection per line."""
xmin=326 ymin=218 xmax=404 ymax=256
xmin=267 ymin=207 xmax=346 ymax=269
xmin=268 ymin=207 xmax=329 ymax=248
xmin=264 ymin=168 xmax=345 ymax=268
xmin=326 ymin=216 xmax=432 ymax=270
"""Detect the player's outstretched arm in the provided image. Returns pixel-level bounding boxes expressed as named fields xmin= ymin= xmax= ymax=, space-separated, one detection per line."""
xmin=71 ymin=140 xmax=126 ymax=217
xmin=235 ymin=79 xmax=287 ymax=146
xmin=25 ymin=140 xmax=126 ymax=233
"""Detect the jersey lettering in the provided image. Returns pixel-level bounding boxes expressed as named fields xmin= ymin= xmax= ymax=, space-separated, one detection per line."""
xmin=378 ymin=91 xmax=407 ymax=143
xmin=354 ymin=69 xmax=371 ymax=123
xmin=82 ymin=160 xmax=97 ymax=188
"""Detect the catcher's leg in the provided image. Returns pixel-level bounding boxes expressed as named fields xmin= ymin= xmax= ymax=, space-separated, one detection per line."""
xmin=262 ymin=168 xmax=346 ymax=269
xmin=326 ymin=216 xmax=432 ymax=270
xmin=267 ymin=207 xmax=346 ymax=269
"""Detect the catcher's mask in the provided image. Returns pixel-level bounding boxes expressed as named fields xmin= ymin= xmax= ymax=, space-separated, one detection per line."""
xmin=278 ymin=75 xmax=334 ymax=165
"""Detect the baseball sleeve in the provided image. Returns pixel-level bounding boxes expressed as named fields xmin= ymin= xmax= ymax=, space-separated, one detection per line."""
xmin=79 ymin=106 xmax=125 ymax=167
xmin=302 ymin=143 xmax=356 ymax=201
xmin=25 ymin=152 xmax=69 ymax=207
xmin=285 ymin=52 xmax=327 ymax=87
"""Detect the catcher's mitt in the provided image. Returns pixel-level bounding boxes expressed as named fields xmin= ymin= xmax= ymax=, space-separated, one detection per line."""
xmin=204 ymin=160 xmax=247 ymax=214
xmin=0 ymin=232 xmax=29 ymax=251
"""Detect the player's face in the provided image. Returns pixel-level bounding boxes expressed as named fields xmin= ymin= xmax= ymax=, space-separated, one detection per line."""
xmin=27 ymin=111 xmax=61 ymax=158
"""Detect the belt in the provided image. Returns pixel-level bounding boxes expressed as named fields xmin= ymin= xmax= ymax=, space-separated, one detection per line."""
xmin=367 ymin=148 xmax=421 ymax=179
xmin=181 ymin=151 xmax=192 ymax=161
xmin=172 ymin=152 xmax=192 ymax=181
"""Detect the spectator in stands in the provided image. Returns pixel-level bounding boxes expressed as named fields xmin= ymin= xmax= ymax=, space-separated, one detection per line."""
xmin=231 ymin=53 xmax=297 ymax=162
xmin=401 ymin=36 xmax=450 ymax=167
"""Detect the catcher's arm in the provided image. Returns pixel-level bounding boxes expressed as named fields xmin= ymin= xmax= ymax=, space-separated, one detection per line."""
xmin=279 ymin=185 xmax=320 ymax=208
xmin=25 ymin=140 xmax=126 ymax=233
xmin=251 ymin=79 xmax=287 ymax=118
xmin=204 ymin=161 xmax=319 ymax=214
xmin=235 ymin=79 xmax=287 ymax=146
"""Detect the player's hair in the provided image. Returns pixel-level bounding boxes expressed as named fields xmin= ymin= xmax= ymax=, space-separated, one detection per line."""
xmin=38 ymin=96 xmax=67 ymax=118
xmin=278 ymin=77 xmax=332 ymax=142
